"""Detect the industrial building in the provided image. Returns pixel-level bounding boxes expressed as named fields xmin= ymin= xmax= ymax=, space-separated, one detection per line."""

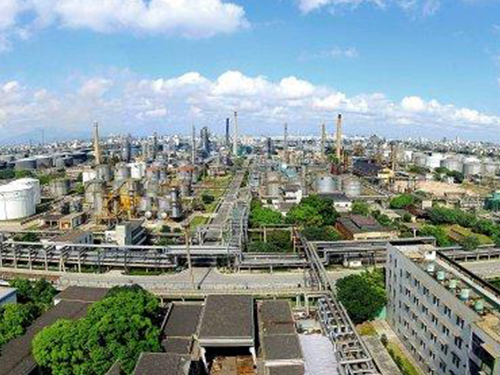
xmin=336 ymin=215 xmax=399 ymax=240
xmin=386 ymin=244 xmax=500 ymax=375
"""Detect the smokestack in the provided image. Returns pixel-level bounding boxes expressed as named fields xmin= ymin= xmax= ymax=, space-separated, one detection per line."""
xmin=284 ymin=123 xmax=289 ymax=164
xmin=152 ymin=132 xmax=158 ymax=160
xmin=93 ymin=122 xmax=102 ymax=166
xmin=191 ymin=124 xmax=196 ymax=164
xmin=225 ymin=118 xmax=230 ymax=148
xmin=391 ymin=143 xmax=398 ymax=171
xmin=321 ymin=123 xmax=326 ymax=160
xmin=232 ymin=111 xmax=238 ymax=156
xmin=336 ymin=114 xmax=342 ymax=163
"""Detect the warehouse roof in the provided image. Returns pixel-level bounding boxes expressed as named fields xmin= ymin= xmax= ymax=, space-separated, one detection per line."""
xmin=259 ymin=300 xmax=296 ymax=336
xmin=262 ymin=334 xmax=303 ymax=361
xmin=133 ymin=353 xmax=191 ymax=375
xmin=268 ymin=365 xmax=305 ymax=375
xmin=337 ymin=215 xmax=392 ymax=234
xmin=0 ymin=301 xmax=91 ymax=375
xmin=163 ymin=303 xmax=203 ymax=338
xmin=161 ymin=337 xmax=193 ymax=355
xmin=198 ymin=295 xmax=254 ymax=346
xmin=105 ymin=361 xmax=122 ymax=375
xmin=55 ymin=286 xmax=109 ymax=303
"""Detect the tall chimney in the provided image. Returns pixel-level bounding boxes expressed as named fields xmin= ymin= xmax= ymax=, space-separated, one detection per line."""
xmin=321 ymin=123 xmax=326 ymax=160
xmin=284 ymin=123 xmax=289 ymax=164
xmin=93 ymin=122 xmax=102 ymax=166
xmin=336 ymin=114 xmax=342 ymax=163
xmin=225 ymin=118 xmax=230 ymax=148
xmin=152 ymin=132 xmax=158 ymax=160
xmin=191 ymin=124 xmax=196 ymax=165
xmin=232 ymin=111 xmax=238 ymax=156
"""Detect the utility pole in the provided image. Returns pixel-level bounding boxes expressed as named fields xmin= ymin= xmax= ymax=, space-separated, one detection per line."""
xmin=183 ymin=223 xmax=195 ymax=290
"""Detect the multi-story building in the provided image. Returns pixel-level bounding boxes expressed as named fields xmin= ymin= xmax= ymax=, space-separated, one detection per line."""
xmin=386 ymin=244 xmax=500 ymax=375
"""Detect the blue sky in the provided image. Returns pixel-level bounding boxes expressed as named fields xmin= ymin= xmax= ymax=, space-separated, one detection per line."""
xmin=0 ymin=0 xmax=500 ymax=142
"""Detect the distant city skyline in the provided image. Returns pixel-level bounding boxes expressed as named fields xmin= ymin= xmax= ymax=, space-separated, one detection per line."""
xmin=1 ymin=0 xmax=500 ymax=142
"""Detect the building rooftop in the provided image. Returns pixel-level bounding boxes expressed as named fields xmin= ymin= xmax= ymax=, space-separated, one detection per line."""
xmin=163 ymin=303 xmax=203 ymax=338
xmin=198 ymin=295 xmax=254 ymax=346
xmin=259 ymin=300 xmax=296 ymax=336
xmin=0 ymin=286 xmax=16 ymax=301
xmin=52 ymin=230 xmax=91 ymax=243
xmin=338 ymin=215 xmax=392 ymax=234
xmin=268 ymin=365 xmax=305 ymax=375
xmin=161 ymin=338 xmax=193 ymax=355
xmin=262 ymin=334 xmax=303 ymax=361
xmin=55 ymin=286 xmax=109 ymax=303
xmin=133 ymin=353 xmax=191 ymax=375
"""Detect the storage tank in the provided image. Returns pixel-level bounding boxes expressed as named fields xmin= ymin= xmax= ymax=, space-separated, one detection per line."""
xmin=483 ymin=163 xmax=498 ymax=176
xmin=85 ymin=181 xmax=106 ymax=214
xmin=139 ymin=196 xmax=152 ymax=212
xmin=426 ymin=154 xmax=444 ymax=169
xmin=12 ymin=178 xmax=41 ymax=204
xmin=14 ymin=158 xmax=36 ymax=171
xmin=0 ymin=182 xmax=36 ymax=220
xmin=412 ymin=153 xmax=427 ymax=167
xmin=129 ymin=162 xmax=146 ymax=179
xmin=35 ymin=156 xmax=53 ymax=169
xmin=49 ymin=178 xmax=70 ymax=197
xmin=316 ymin=175 xmax=340 ymax=194
xmin=114 ymin=163 xmax=130 ymax=181
xmin=440 ymin=158 xmax=463 ymax=173
xmin=463 ymin=162 xmax=482 ymax=176
xmin=95 ymin=164 xmax=111 ymax=182
xmin=82 ymin=168 xmax=97 ymax=183
xmin=342 ymin=176 xmax=362 ymax=197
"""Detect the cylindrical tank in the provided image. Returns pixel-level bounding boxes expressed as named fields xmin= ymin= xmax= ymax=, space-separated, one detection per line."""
xmin=49 ymin=178 xmax=70 ymax=197
xmin=316 ymin=175 xmax=339 ymax=194
xmin=129 ymin=162 xmax=146 ymax=179
xmin=139 ymin=196 xmax=152 ymax=212
xmin=171 ymin=204 xmax=182 ymax=219
xmin=483 ymin=163 xmax=498 ymax=176
xmin=426 ymin=154 xmax=444 ymax=169
xmin=440 ymin=158 xmax=463 ymax=173
xmin=82 ymin=168 xmax=97 ymax=183
xmin=12 ymin=178 xmax=41 ymax=204
xmin=84 ymin=181 xmax=105 ymax=213
xmin=95 ymin=164 xmax=111 ymax=182
xmin=342 ymin=176 xmax=361 ymax=197
xmin=35 ymin=156 xmax=53 ymax=169
xmin=412 ymin=153 xmax=427 ymax=167
xmin=114 ymin=163 xmax=130 ymax=181
xmin=463 ymin=162 xmax=481 ymax=176
xmin=14 ymin=158 xmax=36 ymax=171
xmin=158 ymin=197 xmax=171 ymax=212
xmin=0 ymin=182 xmax=36 ymax=220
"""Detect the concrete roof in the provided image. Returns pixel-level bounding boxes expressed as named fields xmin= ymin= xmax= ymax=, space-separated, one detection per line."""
xmin=133 ymin=353 xmax=191 ymax=375
xmin=161 ymin=338 xmax=193 ymax=355
xmin=259 ymin=300 xmax=296 ymax=336
xmin=198 ymin=295 xmax=254 ymax=346
xmin=163 ymin=303 xmax=203 ymax=338
xmin=262 ymin=334 xmax=303 ymax=361
xmin=56 ymin=286 xmax=109 ymax=303
xmin=268 ymin=365 xmax=305 ymax=375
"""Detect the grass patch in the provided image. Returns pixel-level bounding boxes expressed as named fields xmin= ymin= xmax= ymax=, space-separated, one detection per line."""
xmin=356 ymin=322 xmax=377 ymax=336
xmin=444 ymin=224 xmax=493 ymax=245
xmin=190 ymin=216 xmax=209 ymax=228
xmin=386 ymin=342 xmax=421 ymax=375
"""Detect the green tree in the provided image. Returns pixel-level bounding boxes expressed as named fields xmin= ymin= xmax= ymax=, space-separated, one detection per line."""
xmin=351 ymin=201 xmax=371 ymax=216
xmin=33 ymin=286 xmax=162 ymax=375
xmin=302 ymin=226 xmax=341 ymax=241
xmin=286 ymin=195 xmax=338 ymax=227
xmin=0 ymin=303 xmax=39 ymax=347
xmin=0 ymin=170 xmax=15 ymax=180
xmin=419 ymin=225 xmax=451 ymax=247
xmin=14 ymin=170 xmax=34 ymax=179
xmin=249 ymin=200 xmax=283 ymax=227
xmin=461 ymin=235 xmax=480 ymax=251
xmin=389 ymin=194 xmax=414 ymax=209
xmin=336 ymin=270 xmax=386 ymax=324
xmin=201 ymin=193 xmax=215 ymax=205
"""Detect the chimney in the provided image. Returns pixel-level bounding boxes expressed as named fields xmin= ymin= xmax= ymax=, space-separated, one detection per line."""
xmin=232 ymin=111 xmax=238 ymax=156
xmin=336 ymin=114 xmax=342 ymax=163
xmin=321 ymin=123 xmax=326 ymax=160
xmin=191 ymin=124 xmax=196 ymax=165
xmin=225 ymin=118 xmax=230 ymax=148
xmin=93 ymin=122 xmax=102 ymax=166
xmin=284 ymin=123 xmax=289 ymax=164
xmin=152 ymin=132 xmax=158 ymax=160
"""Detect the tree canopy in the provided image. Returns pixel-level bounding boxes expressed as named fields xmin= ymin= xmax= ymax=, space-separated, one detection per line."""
xmin=351 ymin=201 xmax=371 ymax=216
xmin=389 ymin=194 xmax=414 ymax=209
xmin=418 ymin=225 xmax=451 ymax=247
xmin=249 ymin=200 xmax=283 ymax=228
xmin=286 ymin=195 xmax=339 ymax=227
xmin=336 ymin=269 xmax=386 ymax=324
xmin=33 ymin=285 xmax=162 ymax=375
xmin=302 ymin=226 xmax=341 ymax=241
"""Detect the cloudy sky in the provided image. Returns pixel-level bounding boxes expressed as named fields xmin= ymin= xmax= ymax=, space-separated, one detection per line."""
xmin=1 ymin=0 xmax=500 ymax=142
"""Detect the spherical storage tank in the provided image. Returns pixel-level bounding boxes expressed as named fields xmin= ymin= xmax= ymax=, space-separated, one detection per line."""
xmin=0 ymin=182 xmax=36 ymax=220
xmin=463 ymin=162 xmax=482 ymax=176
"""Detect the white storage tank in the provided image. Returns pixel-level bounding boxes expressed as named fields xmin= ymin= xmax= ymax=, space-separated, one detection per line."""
xmin=95 ymin=164 xmax=111 ymax=182
xmin=114 ymin=163 xmax=130 ymax=181
xmin=463 ymin=162 xmax=482 ymax=176
xmin=483 ymin=163 xmax=498 ymax=176
xmin=0 ymin=182 xmax=36 ymax=220
xmin=12 ymin=178 xmax=41 ymax=204
xmin=82 ymin=168 xmax=97 ymax=183
xmin=440 ymin=158 xmax=463 ymax=173
xmin=129 ymin=162 xmax=146 ymax=179
xmin=426 ymin=153 xmax=444 ymax=169
xmin=342 ymin=176 xmax=362 ymax=197
xmin=316 ymin=175 xmax=340 ymax=194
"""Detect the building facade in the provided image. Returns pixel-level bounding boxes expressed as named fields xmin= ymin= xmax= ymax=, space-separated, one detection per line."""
xmin=386 ymin=244 xmax=500 ymax=375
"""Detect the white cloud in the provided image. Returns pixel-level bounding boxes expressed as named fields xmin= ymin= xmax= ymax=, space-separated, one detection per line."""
xmin=300 ymin=46 xmax=359 ymax=61
xmin=296 ymin=0 xmax=442 ymax=16
xmin=1 ymin=70 xmax=500 ymax=140
xmin=0 ymin=0 xmax=248 ymax=50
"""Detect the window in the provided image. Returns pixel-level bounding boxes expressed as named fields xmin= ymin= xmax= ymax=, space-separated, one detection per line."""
xmin=432 ymin=295 xmax=440 ymax=307
xmin=444 ymin=305 xmax=451 ymax=318
xmin=454 ymin=336 xmax=463 ymax=349
xmin=431 ymin=314 xmax=439 ymax=326
xmin=451 ymin=352 xmax=461 ymax=368
xmin=423 ymin=286 xmax=429 ymax=296
xmin=442 ymin=325 xmax=450 ymax=336
xmin=421 ymin=305 xmax=428 ymax=315
xmin=455 ymin=315 xmax=464 ymax=329
xmin=441 ymin=343 xmax=449 ymax=355
xmin=439 ymin=360 xmax=447 ymax=372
